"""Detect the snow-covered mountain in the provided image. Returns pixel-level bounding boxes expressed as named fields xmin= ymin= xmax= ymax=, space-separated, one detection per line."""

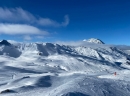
xmin=83 ymin=38 xmax=105 ymax=44
xmin=0 ymin=40 xmax=11 ymax=46
xmin=0 ymin=39 xmax=130 ymax=96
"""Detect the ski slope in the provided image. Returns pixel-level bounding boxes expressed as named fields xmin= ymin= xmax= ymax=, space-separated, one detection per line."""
xmin=0 ymin=39 xmax=130 ymax=96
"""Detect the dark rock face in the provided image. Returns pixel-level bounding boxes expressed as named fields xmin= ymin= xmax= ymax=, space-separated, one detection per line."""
xmin=62 ymin=92 xmax=89 ymax=96
xmin=0 ymin=89 xmax=16 ymax=94
xmin=0 ymin=40 xmax=11 ymax=46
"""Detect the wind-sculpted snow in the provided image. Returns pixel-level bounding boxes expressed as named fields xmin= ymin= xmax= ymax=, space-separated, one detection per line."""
xmin=0 ymin=40 xmax=130 ymax=96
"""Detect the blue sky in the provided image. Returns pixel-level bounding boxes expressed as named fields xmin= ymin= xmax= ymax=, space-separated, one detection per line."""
xmin=0 ymin=0 xmax=130 ymax=45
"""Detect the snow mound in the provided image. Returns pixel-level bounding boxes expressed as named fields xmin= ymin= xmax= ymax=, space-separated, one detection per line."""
xmin=83 ymin=38 xmax=104 ymax=44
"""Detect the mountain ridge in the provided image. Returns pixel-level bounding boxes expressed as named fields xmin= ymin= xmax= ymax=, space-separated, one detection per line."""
xmin=0 ymin=40 xmax=130 ymax=96
xmin=0 ymin=40 xmax=11 ymax=46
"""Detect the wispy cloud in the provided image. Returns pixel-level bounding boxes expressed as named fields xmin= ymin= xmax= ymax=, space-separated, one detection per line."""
xmin=35 ymin=36 xmax=44 ymax=39
xmin=56 ymin=41 xmax=82 ymax=46
xmin=0 ymin=7 xmax=69 ymax=27
xmin=38 ymin=15 xmax=69 ymax=27
xmin=24 ymin=35 xmax=32 ymax=40
xmin=56 ymin=40 xmax=102 ymax=46
xmin=0 ymin=7 xmax=35 ymax=23
xmin=0 ymin=23 xmax=48 ymax=35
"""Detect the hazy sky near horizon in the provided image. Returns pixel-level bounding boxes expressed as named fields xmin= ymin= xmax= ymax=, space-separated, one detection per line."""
xmin=0 ymin=0 xmax=130 ymax=45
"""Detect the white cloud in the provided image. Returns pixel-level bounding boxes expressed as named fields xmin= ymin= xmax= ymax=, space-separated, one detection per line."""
xmin=56 ymin=41 xmax=82 ymax=46
xmin=7 ymin=40 xmax=21 ymax=44
xmin=0 ymin=23 xmax=49 ymax=35
xmin=0 ymin=7 xmax=69 ymax=27
xmin=24 ymin=35 xmax=32 ymax=40
xmin=55 ymin=40 xmax=99 ymax=46
xmin=38 ymin=15 xmax=69 ymax=27
xmin=61 ymin=15 xmax=69 ymax=26
xmin=35 ymin=36 xmax=44 ymax=39
xmin=0 ymin=7 xmax=35 ymax=23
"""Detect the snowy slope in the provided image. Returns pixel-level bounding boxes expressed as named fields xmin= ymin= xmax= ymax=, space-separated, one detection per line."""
xmin=0 ymin=40 xmax=130 ymax=96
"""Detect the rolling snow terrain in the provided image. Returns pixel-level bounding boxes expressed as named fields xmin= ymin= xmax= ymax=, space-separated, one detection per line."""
xmin=0 ymin=39 xmax=130 ymax=96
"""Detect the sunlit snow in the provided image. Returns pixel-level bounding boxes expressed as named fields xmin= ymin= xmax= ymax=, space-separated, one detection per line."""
xmin=0 ymin=39 xmax=130 ymax=96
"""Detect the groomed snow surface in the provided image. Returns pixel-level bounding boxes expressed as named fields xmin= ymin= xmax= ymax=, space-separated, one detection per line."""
xmin=0 ymin=39 xmax=130 ymax=96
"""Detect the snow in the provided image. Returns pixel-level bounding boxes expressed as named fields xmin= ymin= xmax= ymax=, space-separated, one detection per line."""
xmin=83 ymin=38 xmax=105 ymax=44
xmin=0 ymin=40 xmax=130 ymax=96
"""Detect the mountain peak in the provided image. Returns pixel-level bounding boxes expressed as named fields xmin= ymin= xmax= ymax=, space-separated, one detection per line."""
xmin=83 ymin=38 xmax=105 ymax=44
xmin=0 ymin=40 xmax=11 ymax=46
